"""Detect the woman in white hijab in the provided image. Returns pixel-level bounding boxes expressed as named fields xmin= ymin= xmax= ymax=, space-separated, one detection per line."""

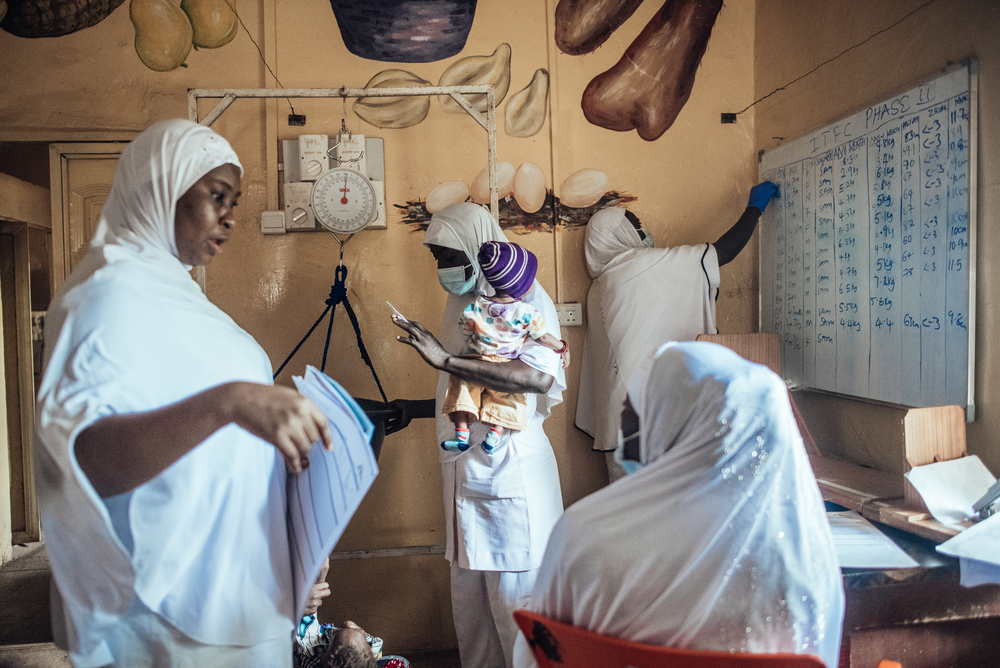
xmin=516 ymin=341 xmax=844 ymax=668
xmin=35 ymin=119 xmax=331 ymax=667
xmin=577 ymin=182 xmax=778 ymax=482
xmin=391 ymin=202 xmax=565 ymax=668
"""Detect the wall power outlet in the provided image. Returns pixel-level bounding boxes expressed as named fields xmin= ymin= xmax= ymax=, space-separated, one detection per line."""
xmin=555 ymin=303 xmax=583 ymax=327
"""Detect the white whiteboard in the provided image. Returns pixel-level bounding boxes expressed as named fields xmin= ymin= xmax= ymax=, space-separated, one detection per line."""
xmin=759 ymin=62 xmax=976 ymax=414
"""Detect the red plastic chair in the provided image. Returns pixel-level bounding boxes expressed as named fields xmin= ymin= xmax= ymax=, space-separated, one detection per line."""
xmin=514 ymin=609 xmax=827 ymax=668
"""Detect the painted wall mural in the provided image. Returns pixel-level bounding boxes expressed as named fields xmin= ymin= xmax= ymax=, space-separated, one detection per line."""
xmin=0 ymin=0 xmax=237 ymax=71
xmin=405 ymin=164 xmax=625 ymax=235
xmin=352 ymin=43 xmax=549 ymax=138
xmin=353 ymin=70 xmax=434 ymax=129
xmin=0 ymin=0 xmax=644 ymax=232
xmin=400 ymin=188 xmax=636 ymax=235
xmin=354 ymin=43 xmax=550 ymax=141
xmin=329 ymin=0 xmax=478 ymax=63
xmin=130 ymin=0 xmax=238 ymax=71
xmin=346 ymin=40 xmax=579 ymax=231
xmin=556 ymin=0 xmax=723 ymax=141
xmin=0 ymin=0 xmax=124 ymax=37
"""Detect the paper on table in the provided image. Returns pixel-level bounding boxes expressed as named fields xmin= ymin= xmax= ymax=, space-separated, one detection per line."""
xmin=289 ymin=365 xmax=377 ymax=619
xmin=937 ymin=512 xmax=1000 ymax=586
xmin=827 ymin=511 xmax=919 ymax=569
xmin=937 ymin=511 xmax=1000 ymax=567
xmin=904 ymin=455 xmax=996 ymax=529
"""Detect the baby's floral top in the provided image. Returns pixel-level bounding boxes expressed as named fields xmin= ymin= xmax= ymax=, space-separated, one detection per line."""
xmin=460 ymin=295 xmax=548 ymax=359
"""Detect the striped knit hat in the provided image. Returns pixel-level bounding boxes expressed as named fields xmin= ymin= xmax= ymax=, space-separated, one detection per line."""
xmin=478 ymin=241 xmax=537 ymax=299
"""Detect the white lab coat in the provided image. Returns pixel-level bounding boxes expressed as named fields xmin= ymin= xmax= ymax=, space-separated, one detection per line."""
xmin=424 ymin=203 xmax=565 ymax=572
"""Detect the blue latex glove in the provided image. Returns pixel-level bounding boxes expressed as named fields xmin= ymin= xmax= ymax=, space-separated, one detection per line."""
xmin=748 ymin=181 xmax=780 ymax=213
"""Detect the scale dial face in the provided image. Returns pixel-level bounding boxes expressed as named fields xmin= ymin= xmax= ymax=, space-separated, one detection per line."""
xmin=311 ymin=167 xmax=378 ymax=234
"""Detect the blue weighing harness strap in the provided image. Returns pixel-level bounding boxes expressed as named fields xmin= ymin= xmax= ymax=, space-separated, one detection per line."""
xmin=273 ymin=264 xmax=388 ymax=404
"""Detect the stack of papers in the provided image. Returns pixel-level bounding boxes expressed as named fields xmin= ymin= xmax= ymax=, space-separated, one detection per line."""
xmin=937 ymin=512 xmax=1000 ymax=586
xmin=905 ymin=455 xmax=996 ymax=530
xmin=905 ymin=455 xmax=1000 ymax=586
xmin=827 ymin=511 xmax=919 ymax=569
xmin=288 ymin=365 xmax=377 ymax=618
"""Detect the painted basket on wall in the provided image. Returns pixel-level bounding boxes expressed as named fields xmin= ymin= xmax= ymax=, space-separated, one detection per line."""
xmin=329 ymin=0 xmax=478 ymax=63
xmin=1 ymin=0 xmax=125 ymax=37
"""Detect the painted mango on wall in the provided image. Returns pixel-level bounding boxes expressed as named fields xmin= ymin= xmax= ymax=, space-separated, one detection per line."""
xmin=130 ymin=0 xmax=239 ymax=71
xmin=0 ymin=0 xmax=239 ymax=71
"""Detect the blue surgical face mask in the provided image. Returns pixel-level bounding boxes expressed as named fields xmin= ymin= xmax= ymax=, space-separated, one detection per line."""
xmin=614 ymin=427 xmax=642 ymax=475
xmin=438 ymin=265 xmax=476 ymax=295
xmin=639 ymin=228 xmax=655 ymax=248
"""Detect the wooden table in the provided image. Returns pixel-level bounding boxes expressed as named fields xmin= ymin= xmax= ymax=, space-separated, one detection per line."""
xmin=811 ymin=455 xmax=1000 ymax=667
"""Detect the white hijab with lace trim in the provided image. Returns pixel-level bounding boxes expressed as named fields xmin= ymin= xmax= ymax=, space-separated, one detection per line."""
xmin=523 ymin=342 xmax=844 ymax=668
xmin=35 ymin=119 xmax=294 ymax=665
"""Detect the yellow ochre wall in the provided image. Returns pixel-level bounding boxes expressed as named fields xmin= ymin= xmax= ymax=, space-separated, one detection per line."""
xmin=1 ymin=0 xmax=753 ymax=653
xmin=754 ymin=0 xmax=1000 ymax=477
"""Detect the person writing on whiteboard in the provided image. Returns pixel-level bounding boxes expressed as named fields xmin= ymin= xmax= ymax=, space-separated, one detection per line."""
xmin=576 ymin=180 xmax=779 ymax=482
xmin=34 ymin=119 xmax=331 ymax=667
xmin=389 ymin=202 xmax=565 ymax=668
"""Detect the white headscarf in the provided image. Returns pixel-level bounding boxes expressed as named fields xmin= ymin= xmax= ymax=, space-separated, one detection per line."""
xmin=528 ymin=342 xmax=844 ymax=668
xmin=90 ymin=117 xmax=243 ymax=267
xmin=35 ymin=120 xmax=293 ymax=665
xmin=423 ymin=202 xmax=565 ymax=461
xmin=583 ymin=207 xmax=645 ymax=278
xmin=576 ymin=207 xmax=720 ymax=452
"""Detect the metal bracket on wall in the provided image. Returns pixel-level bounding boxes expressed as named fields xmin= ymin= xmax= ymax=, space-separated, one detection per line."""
xmin=187 ymin=85 xmax=499 ymax=293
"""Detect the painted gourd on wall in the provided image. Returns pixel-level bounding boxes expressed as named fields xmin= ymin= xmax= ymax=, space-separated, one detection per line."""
xmin=0 ymin=0 xmax=723 ymax=231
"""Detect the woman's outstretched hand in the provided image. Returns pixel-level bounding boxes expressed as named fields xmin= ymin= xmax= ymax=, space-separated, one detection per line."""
xmin=392 ymin=315 xmax=451 ymax=371
xmin=225 ymin=383 xmax=333 ymax=474
xmin=75 ymin=381 xmax=334 ymax=497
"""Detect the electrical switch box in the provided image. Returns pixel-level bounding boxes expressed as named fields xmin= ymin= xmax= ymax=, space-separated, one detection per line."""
xmin=261 ymin=211 xmax=286 ymax=235
xmin=284 ymin=182 xmax=316 ymax=230
xmin=333 ymin=132 xmax=367 ymax=175
xmin=298 ymin=134 xmax=329 ymax=181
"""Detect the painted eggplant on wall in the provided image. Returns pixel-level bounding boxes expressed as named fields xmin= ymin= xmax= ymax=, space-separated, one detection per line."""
xmin=329 ymin=0 xmax=478 ymax=63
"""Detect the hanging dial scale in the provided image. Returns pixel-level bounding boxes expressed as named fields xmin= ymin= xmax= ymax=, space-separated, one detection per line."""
xmin=311 ymin=167 xmax=377 ymax=235
xmin=311 ymin=114 xmax=377 ymax=236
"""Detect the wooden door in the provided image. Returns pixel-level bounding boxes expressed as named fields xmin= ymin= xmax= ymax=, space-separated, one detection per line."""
xmin=49 ymin=143 xmax=126 ymax=289
xmin=0 ymin=143 xmax=127 ymax=541
xmin=0 ymin=223 xmax=35 ymax=542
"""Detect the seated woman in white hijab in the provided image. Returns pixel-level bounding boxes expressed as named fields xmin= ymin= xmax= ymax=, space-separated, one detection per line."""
xmin=576 ymin=182 xmax=778 ymax=482
xmin=516 ymin=341 xmax=844 ymax=668
xmin=35 ymin=119 xmax=331 ymax=668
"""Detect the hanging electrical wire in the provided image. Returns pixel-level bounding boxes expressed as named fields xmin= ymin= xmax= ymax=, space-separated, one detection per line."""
xmin=735 ymin=0 xmax=940 ymax=118
xmin=228 ymin=1 xmax=299 ymax=118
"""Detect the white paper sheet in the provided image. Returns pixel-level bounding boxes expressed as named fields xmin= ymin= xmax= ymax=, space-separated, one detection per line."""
xmin=827 ymin=511 xmax=919 ymax=569
xmin=289 ymin=365 xmax=377 ymax=619
xmin=937 ymin=511 xmax=1000 ymax=567
xmin=956 ymin=558 xmax=1000 ymax=587
xmin=904 ymin=455 xmax=996 ymax=529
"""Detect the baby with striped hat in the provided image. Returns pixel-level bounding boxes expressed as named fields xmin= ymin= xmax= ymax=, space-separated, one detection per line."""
xmin=442 ymin=241 xmax=569 ymax=454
